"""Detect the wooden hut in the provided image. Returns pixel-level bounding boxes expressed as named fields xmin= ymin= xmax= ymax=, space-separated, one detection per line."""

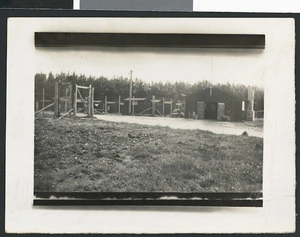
xmin=185 ymin=87 xmax=255 ymax=121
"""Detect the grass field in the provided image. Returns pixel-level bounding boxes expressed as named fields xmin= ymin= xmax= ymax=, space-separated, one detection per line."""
xmin=34 ymin=116 xmax=263 ymax=192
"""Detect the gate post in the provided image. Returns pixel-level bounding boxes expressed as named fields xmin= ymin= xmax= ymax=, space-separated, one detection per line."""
xmin=69 ymin=84 xmax=72 ymax=113
xmin=91 ymin=87 xmax=94 ymax=117
xmin=118 ymin=96 xmax=121 ymax=114
xmin=132 ymin=96 xmax=135 ymax=115
xmin=73 ymin=84 xmax=77 ymax=117
xmin=87 ymin=85 xmax=91 ymax=116
xmin=162 ymin=97 xmax=165 ymax=116
xmin=42 ymin=88 xmax=45 ymax=114
xmin=54 ymin=82 xmax=60 ymax=118
xmin=152 ymin=95 xmax=155 ymax=116
xmin=105 ymin=96 xmax=107 ymax=113
xmin=246 ymin=89 xmax=255 ymax=121
xmin=65 ymin=88 xmax=68 ymax=112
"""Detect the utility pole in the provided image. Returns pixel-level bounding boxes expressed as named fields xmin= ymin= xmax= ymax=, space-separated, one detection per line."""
xmin=129 ymin=70 xmax=133 ymax=114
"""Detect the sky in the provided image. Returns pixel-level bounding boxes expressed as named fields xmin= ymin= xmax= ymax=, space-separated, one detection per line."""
xmin=35 ymin=47 xmax=265 ymax=87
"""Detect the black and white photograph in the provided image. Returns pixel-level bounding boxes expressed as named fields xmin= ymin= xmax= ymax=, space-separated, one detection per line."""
xmin=5 ymin=16 xmax=295 ymax=233
xmin=34 ymin=33 xmax=264 ymax=195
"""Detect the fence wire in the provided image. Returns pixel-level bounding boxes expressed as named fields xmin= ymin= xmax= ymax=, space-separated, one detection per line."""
xmin=35 ymin=79 xmax=184 ymax=118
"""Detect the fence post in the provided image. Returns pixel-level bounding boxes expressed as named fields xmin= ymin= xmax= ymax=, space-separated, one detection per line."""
xmin=132 ymin=96 xmax=135 ymax=115
xmin=54 ymin=82 xmax=60 ymax=118
xmin=65 ymin=88 xmax=68 ymax=112
xmin=69 ymin=84 xmax=72 ymax=113
xmin=152 ymin=95 xmax=155 ymax=116
xmin=105 ymin=96 xmax=107 ymax=113
xmin=88 ymin=85 xmax=92 ymax=116
xmin=170 ymin=98 xmax=173 ymax=114
xmin=129 ymin=70 xmax=132 ymax=114
xmin=91 ymin=87 xmax=94 ymax=117
xmin=42 ymin=88 xmax=45 ymax=114
xmin=118 ymin=96 xmax=121 ymax=114
xmin=162 ymin=97 xmax=165 ymax=116
xmin=74 ymin=84 xmax=77 ymax=117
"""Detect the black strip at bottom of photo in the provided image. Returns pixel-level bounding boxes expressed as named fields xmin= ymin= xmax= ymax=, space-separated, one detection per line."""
xmin=34 ymin=192 xmax=263 ymax=207
xmin=34 ymin=199 xmax=262 ymax=207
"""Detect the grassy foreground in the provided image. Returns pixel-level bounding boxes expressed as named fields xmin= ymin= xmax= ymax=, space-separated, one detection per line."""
xmin=34 ymin=117 xmax=263 ymax=192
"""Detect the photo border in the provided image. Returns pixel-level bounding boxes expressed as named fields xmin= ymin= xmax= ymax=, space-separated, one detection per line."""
xmin=1 ymin=10 xmax=297 ymax=234
xmin=33 ymin=31 xmax=265 ymax=207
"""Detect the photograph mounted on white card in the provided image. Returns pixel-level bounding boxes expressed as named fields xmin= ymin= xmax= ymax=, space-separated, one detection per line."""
xmin=5 ymin=16 xmax=295 ymax=234
xmin=30 ymin=27 xmax=267 ymax=206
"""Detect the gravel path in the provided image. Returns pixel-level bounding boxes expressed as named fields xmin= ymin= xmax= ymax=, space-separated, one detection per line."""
xmin=94 ymin=114 xmax=263 ymax=138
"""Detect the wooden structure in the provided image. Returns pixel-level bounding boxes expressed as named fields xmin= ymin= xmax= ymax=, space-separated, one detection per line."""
xmin=93 ymin=99 xmax=103 ymax=114
xmin=124 ymin=96 xmax=174 ymax=116
xmin=35 ymin=102 xmax=54 ymax=115
xmin=185 ymin=87 xmax=256 ymax=121
xmin=151 ymin=95 xmax=161 ymax=115
xmin=54 ymin=82 xmax=73 ymax=118
xmin=152 ymin=96 xmax=174 ymax=116
xmin=124 ymin=97 xmax=147 ymax=115
xmin=34 ymin=88 xmax=54 ymax=116
xmin=163 ymin=99 xmax=173 ymax=116
xmin=73 ymin=84 xmax=94 ymax=117
xmin=118 ymin=96 xmax=124 ymax=114
xmin=97 ymin=96 xmax=125 ymax=114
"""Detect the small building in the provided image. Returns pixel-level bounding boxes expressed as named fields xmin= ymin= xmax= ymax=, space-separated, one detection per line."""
xmin=185 ymin=87 xmax=255 ymax=121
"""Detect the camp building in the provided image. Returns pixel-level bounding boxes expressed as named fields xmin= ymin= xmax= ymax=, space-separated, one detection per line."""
xmin=185 ymin=87 xmax=255 ymax=122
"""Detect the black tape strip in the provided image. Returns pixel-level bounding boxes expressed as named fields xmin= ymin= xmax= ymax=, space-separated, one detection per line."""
xmin=34 ymin=192 xmax=263 ymax=200
xmin=35 ymin=32 xmax=265 ymax=49
xmin=33 ymin=199 xmax=263 ymax=207
xmin=0 ymin=0 xmax=73 ymax=9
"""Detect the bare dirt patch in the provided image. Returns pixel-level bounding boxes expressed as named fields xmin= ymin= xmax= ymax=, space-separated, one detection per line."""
xmin=94 ymin=114 xmax=264 ymax=138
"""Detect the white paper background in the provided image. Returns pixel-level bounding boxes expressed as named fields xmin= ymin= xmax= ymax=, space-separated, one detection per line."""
xmin=194 ymin=0 xmax=300 ymax=12
xmin=6 ymin=17 xmax=295 ymax=233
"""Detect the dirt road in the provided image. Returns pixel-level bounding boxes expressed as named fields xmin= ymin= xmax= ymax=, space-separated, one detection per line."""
xmin=94 ymin=114 xmax=263 ymax=138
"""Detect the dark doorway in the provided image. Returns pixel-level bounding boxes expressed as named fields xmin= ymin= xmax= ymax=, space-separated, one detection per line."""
xmin=205 ymin=102 xmax=218 ymax=119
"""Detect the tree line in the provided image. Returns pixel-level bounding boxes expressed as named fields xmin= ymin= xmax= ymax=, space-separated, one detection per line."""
xmin=35 ymin=72 xmax=264 ymax=111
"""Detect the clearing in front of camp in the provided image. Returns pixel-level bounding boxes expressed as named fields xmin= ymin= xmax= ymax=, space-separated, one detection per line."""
xmin=34 ymin=117 xmax=263 ymax=193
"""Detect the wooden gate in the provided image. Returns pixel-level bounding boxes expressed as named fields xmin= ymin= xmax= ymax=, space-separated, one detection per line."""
xmin=54 ymin=82 xmax=73 ymax=118
xmin=197 ymin=101 xmax=205 ymax=119
xmin=73 ymin=84 xmax=94 ymax=117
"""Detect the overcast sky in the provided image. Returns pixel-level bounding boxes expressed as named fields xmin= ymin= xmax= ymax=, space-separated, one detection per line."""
xmin=35 ymin=47 xmax=265 ymax=87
